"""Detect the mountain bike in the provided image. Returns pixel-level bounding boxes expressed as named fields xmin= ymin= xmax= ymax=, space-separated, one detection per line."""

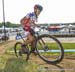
xmin=14 ymin=26 xmax=64 ymax=64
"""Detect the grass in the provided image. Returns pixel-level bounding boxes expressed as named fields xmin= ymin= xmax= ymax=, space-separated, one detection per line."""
xmin=62 ymin=43 xmax=75 ymax=49
xmin=5 ymin=43 xmax=75 ymax=59
xmin=0 ymin=54 xmax=48 ymax=72
xmin=0 ymin=43 xmax=75 ymax=72
xmin=46 ymin=43 xmax=75 ymax=49
xmin=6 ymin=43 xmax=75 ymax=55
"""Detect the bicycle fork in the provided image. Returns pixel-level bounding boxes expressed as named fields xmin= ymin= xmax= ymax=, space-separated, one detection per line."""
xmin=38 ymin=39 xmax=49 ymax=51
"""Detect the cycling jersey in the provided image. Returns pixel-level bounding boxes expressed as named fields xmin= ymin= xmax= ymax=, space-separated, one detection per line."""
xmin=21 ymin=12 xmax=38 ymax=31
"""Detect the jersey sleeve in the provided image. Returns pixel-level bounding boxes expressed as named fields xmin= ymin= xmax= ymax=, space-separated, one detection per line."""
xmin=20 ymin=12 xmax=37 ymax=26
xmin=20 ymin=13 xmax=31 ymax=25
xmin=25 ymin=13 xmax=31 ymax=18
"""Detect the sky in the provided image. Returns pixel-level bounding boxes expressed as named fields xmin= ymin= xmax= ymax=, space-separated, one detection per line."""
xmin=0 ymin=0 xmax=75 ymax=24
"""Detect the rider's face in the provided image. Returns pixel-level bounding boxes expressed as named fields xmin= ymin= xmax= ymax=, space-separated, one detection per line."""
xmin=34 ymin=8 xmax=41 ymax=16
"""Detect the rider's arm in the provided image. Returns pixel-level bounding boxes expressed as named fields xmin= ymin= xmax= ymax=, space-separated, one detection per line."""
xmin=20 ymin=16 xmax=30 ymax=25
xmin=31 ymin=21 xmax=40 ymax=27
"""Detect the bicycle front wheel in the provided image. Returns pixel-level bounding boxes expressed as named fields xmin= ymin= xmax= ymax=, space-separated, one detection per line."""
xmin=36 ymin=34 xmax=64 ymax=64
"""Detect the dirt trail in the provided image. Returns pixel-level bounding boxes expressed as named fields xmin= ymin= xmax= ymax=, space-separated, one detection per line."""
xmin=0 ymin=40 xmax=16 ymax=54
xmin=29 ymin=55 xmax=75 ymax=72
xmin=0 ymin=41 xmax=75 ymax=72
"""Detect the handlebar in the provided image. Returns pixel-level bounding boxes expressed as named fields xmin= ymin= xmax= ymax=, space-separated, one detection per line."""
xmin=38 ymin=26 xmax=48 ymax=31
xmin=33 ymin=26 xmax=48 ymax=33
xmin=40 ymin=26 xmax=47 ymax=29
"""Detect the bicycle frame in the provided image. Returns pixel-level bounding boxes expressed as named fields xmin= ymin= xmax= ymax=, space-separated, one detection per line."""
xmin=16 ymin=27 xmax=47 ymax=47
xmin=14 ymin=26 xmax=64 ymax=64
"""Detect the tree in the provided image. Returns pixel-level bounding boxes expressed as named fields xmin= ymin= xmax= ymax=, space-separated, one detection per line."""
xmin=0 ymin=23 xmax=2 ymax=27
xmin=0 ymin=21 xmax=20 ymax=28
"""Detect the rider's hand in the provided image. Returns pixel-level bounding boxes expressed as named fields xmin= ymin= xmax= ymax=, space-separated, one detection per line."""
xmin=31 ymin=20 xmax=40 ymax=27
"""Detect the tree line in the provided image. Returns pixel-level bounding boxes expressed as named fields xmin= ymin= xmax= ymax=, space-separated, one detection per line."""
xmin=0 ymin=22 xmax=20 ymax=28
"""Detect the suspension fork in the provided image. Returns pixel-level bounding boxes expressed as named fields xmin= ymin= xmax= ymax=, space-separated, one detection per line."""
xmin=36 ymin=33 xmax=46 ymax=46
xmin=37 ymin=38 xmax=46 ymax=48
xmin=40 ymin=39 xmax=45 ymax=45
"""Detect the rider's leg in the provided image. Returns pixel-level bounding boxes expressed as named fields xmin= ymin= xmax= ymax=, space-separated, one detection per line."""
xmin=24 ymin=28 xmax=35 ymax=45
xmin=19 ymin=31 xmax=33 ymax=55
xmin=20 ymin=28 xmax=36 ymax=55
xmin=30 ymin=40 xmax=36 ymax=52
xmin=25 ymin=33 xmax=35 ymax=45
xmin=24 ymin=30 xmax=37 ymax=54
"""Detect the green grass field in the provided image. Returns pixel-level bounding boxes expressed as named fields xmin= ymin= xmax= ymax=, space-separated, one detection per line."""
xmin=62 ymin=43 xmax=75 ymax=49
xmin=6 ymin=43 xmax=75 ymax=55
xmin=0 ymin=55 xmax=34 ymax=72
xmin=0 ymin=54 xmax=48 ymax=72
xmin=0 ymin=43 xmax=75 ymax=72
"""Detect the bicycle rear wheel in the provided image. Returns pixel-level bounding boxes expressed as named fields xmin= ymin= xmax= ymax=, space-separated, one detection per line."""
xmin=14 ymin=42 xmax=22 ymax=57
xmin=36 ymin=34 xmax=64 ymax=64
xmin=14 ymin=42 xmax=30 ymax=61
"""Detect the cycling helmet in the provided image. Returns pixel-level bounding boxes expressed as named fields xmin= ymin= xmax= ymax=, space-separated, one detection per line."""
xmin=34 ymin=4 xmax=43 ymax=11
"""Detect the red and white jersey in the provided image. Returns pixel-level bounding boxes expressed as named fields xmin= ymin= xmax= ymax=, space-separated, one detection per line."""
xmin=21 ymin=12 xmax=38 ymax=31
xmin=22 ymin=12 xmax=38 ymax=26
xmin=26 ymin=12 xmax=37 ymax=22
